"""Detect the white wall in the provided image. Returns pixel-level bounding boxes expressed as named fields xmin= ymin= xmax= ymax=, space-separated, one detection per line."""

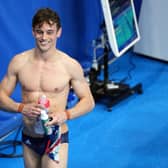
xmin=134 ymin=0 xmax=168 ymax=61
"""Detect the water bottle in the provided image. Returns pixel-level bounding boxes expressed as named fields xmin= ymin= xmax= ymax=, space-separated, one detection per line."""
xmin=38 ymin=95 xmax=52 ymax=135
xmin=38 ymin=95 xmax=50 ymax=110
xmin=40 ymin=109 xmax=53 ymax=135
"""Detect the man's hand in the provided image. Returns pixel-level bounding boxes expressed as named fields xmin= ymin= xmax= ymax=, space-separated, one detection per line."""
xmin=21 ymin=103 xmax=41 ymax=119
xmin=47 ymin=111 xmax=68 ymax=126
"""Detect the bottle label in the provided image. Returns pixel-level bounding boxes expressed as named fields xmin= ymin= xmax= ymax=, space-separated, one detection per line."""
xmin=38 ymin=95 xmax=52 ymax=135
xmin=41 ymin=118 xmax=53 ymax=135
xmin=34 ymin=118 xmax=45 ymax=135
xmin=38 ymin=95 xmax=50 ymax=109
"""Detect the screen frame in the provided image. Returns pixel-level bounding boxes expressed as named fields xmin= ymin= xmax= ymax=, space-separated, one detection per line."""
xmin=100 ymin=0 xmax=140 ymax=57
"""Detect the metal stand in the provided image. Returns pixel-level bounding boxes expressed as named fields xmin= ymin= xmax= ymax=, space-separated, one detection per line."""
xmin=89 ymin=45 xmax=143 ymax=111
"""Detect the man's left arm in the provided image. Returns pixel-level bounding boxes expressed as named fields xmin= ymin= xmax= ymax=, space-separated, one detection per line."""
xmin=66 ymin=77 xmax=95 ymax=120
xmin=65 ymin=58 xmax=95 ymax=120
xmin=47 ymin=59 xmax=95 ymax=126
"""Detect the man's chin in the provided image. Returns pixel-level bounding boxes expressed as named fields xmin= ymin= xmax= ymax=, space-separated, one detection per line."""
xmin=38 ymin=46 xmax=50 ymax=52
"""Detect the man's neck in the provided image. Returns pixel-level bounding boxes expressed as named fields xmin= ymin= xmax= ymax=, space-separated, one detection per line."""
xmin=34 ymin=48 xmax=57 ymax=61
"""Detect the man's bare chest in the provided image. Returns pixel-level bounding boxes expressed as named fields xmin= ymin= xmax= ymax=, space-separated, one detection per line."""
xmin=18 ymin=63 xmax=70 ymax=92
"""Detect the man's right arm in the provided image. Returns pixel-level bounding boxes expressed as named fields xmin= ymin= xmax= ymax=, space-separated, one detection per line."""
xmin=0 ymin=57 xmax=20 ymax=112
xmin=0 ymin=55 xmax=41 ymax=118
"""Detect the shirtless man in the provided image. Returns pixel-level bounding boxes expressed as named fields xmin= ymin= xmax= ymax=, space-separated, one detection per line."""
xmin=0 ymin=8 xmax=95 ymax=168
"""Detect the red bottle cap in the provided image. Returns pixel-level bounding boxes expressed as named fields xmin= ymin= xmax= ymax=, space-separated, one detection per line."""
xmin=38 ymin=95 xmax=50 ymax=108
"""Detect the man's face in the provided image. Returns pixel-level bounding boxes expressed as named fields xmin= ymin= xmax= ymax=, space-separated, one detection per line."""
xmin=33 ymin=22 xmax=61 ymax=52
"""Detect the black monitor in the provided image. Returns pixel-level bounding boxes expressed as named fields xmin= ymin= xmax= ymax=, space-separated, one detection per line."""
xmin=100 ymin=0 xmax=140 ymax=57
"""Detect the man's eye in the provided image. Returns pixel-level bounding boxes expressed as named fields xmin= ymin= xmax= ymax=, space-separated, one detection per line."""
xmin=47 ymin=31 xmax=54 ymax=35
xmin=36 ymin=30 xmax=43 ymax=34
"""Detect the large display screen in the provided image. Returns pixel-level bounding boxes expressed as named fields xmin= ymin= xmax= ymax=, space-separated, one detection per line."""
xmin=101 ymin=0 xmax=140 ymax=57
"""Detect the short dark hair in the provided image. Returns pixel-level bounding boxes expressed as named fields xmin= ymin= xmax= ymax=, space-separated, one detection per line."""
xmin=32 ymin=8 xmax=61 ymax=30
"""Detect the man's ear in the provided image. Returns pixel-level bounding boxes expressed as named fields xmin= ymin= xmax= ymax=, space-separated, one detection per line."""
xmin=32 ymin=28 xmax=35 ymax=37
xmin=57 ymin=27 xmax=62 ymax=38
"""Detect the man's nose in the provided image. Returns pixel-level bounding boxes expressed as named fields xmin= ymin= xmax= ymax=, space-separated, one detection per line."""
xmin=41 ymin=32 xmax=48 ymax=39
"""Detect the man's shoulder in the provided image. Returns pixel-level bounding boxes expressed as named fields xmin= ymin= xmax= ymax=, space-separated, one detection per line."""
xmin=11 ymin=49 xmax=33 ymax=63
xmin=56 ymin=50 xmax=77 ymax=65
xmin=14 ymin=49 xmax=33 ymax=59
xmin=9 ymin=49 xmax=33 ymax=71
xmin=56 ymin=50 xmax=84 ymax=78
xmin=63 ymin=56 xmax=81 ymax=70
